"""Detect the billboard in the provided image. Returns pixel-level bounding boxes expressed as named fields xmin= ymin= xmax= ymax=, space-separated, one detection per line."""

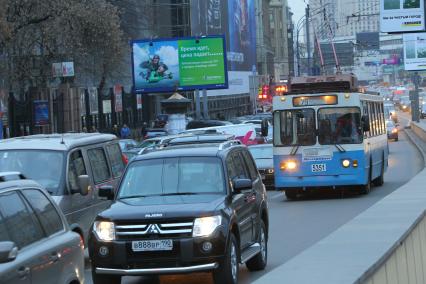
xmin=403 ymin=33 xmax=426 ymax=71
xmin=114 ymin=84 xmax=123 ymax=112
xmin=132 ymin=36 xmax=228 ymax=93
xmin=380 ymin=0 xmax=425 ymax=32
xmin=34 ymin=100 xmax=49 ymax=126
xmin=190 ymin=0 xmax=256 ymax=72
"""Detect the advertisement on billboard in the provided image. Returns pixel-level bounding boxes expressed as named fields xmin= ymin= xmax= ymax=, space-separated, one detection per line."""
xmin=403 ymin=33 xmax=426 ymax=71
xmin=190 ymin=0 xmax=256 ymax=97
xmin=380 ymin=0 xmax=425 ymax=32
xmin=190 ymin=0 xmax=256 ymax=72
xmin=88 ymin=87 xmax=99 ymax=115
xmin=114 ymin=84 xmax=123 ymax=112
xmin=136 ymin=94 xmax=142 ymax=110
xmin=34 ymin=100 xmax=49 ymax=126
xmin=132 ymin=36 xmax=228 ymax=93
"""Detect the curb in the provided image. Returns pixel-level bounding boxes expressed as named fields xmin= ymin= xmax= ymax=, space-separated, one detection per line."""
xmin=404 ymin=128 xmax=426 ymax=168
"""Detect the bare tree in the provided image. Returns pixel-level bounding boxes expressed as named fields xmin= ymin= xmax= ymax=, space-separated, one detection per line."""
xmin=0 ymin=0 xmax=127 ymax=93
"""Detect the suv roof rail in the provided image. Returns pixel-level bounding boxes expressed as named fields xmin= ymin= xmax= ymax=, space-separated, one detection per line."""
xmin=0 ymin=172 xmax=26 ymax=182
xmin=218 ymin=140 xmax=242 ymax=150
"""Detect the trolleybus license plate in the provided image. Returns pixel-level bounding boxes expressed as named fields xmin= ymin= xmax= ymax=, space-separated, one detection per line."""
xmin=311 ymin=164 xmax=326 ymax=172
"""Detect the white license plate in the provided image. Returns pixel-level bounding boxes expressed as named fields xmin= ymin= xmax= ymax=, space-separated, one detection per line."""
xmin=132 ymin=240 xmax=173 ymax=252
xmin=311 ymin=164 xmax=326 ymax=172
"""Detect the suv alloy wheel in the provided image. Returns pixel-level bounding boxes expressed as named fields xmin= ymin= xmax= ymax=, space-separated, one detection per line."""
xmin=213 ymin=234 xmax=239 ymax=284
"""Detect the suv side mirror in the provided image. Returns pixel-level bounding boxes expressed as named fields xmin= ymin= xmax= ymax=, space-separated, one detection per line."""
xmin=77 ymin=175 xmax=90 ymax=196
xmin=362 ymin=116 xmax=370 ymax=132
xmin=99 ymin=185 xmax=115 ymax=200
xmin=233 ymin=178 xmax=252 ymax=193
xmin=0 ymin=241 xmax=18 ymax=264
xmin=261 ymin=119 xmax=269 ymax=137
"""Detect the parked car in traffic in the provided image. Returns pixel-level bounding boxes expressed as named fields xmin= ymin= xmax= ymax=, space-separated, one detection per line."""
xmin=0 ymin=133 xmax=125 ymax=246
xmin=0 ymin=173 xmax=84 ymax=284
xmin=118 ymin=139 xmax=138 ymax=151
xmin=386 ymin=120 xmax=398 ymax=141
xmin=186 ymin=119 xmax=232 ymax=130
xmin=144 ymin=128 xmax=167 ymax=139
xmin=421 ymin=102 xmax=426 ymax=119
xmin=248 ymin=144 xmax=275 ymax=189
xmin=89 ymin=140 xmax=269 ymax=284
xmin=184 ymin=123 xmax=268 ymax=146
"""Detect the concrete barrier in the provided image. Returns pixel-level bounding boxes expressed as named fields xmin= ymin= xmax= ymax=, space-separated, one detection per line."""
xmin=411 ymin=121 xmax=426 ymax=143
xmin=254 ymin=128 xmax=426 ymax=284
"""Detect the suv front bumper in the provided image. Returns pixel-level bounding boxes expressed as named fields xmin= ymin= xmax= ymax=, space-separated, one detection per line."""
xmin=96 ymin=262 xmax=218 ymax=275
xmin=89 ymin=230 xmax=227 ymax=276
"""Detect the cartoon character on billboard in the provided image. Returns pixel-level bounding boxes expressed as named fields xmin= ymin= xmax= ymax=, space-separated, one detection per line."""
xmin=139 ymin=55 xmax=173 ymax=83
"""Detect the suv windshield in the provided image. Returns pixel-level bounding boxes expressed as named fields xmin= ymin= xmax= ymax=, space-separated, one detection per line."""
xmin=273 ymin=109 xmax=316 ymax=146
xmin=318 ymin=107 xmax=362 ymax=144
xmin=118 ymin=157 xmax=225 ymax=198
xmin=0 ymin=150 xmax=64 ymax=193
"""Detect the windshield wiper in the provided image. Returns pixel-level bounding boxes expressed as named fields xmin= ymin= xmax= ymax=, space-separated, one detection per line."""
xmin=158 ymin=192 xmax=200 ymax=196
xmin=334 ymin=144 xmax=346 ymax=153
xmin=119 ymin=195 xmax=149 ymax=200
xmin=290 ymin=145 xmax=299 ymax=156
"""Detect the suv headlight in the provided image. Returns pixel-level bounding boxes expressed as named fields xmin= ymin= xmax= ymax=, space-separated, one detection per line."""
xmin=94 ymin=221 xmax=115 ymax=241
xmin=193 ymin=215 xmax=222 ymax=237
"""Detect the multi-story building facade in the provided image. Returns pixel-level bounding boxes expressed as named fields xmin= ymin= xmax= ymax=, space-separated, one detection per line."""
xmin=270 ymin=0 xmax=290 ymax=81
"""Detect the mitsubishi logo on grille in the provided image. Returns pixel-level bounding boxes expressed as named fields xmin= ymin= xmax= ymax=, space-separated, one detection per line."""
xmin=147 ymin=224 xmax=160 ymax=234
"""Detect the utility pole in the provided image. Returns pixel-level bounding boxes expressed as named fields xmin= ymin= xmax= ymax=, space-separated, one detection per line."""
xmin=412 ymin=72 xmax=421 ymax=123
xmin=306 ymin=5 xmax=311 ymax=76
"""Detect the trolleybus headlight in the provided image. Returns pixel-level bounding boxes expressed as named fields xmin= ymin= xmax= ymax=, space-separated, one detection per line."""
xmin=353 ymin=160 xmax=358 ymax=168
xmin=342 ymin=159 xmax=351 ymax=168
xmin=280 ymin=160 xmax=298 ymax=171
xmin=267 ymin=168 xmax=274 ymax=174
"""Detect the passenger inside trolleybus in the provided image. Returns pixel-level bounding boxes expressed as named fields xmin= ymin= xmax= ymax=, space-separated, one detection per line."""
xmin=318 ymin=108 xmax=362 ymax=145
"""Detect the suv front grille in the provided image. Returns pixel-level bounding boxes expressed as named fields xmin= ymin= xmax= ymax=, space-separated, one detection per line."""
xmin=115 ymin=221 xmax=194 ymax=240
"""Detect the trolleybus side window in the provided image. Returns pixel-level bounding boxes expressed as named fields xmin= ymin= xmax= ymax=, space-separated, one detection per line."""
xmin=362 ymin=101 xmax=370 ymax=138
xmin=379 ymin=104 xmax=385 ymax=134
xmin=367 ymin=102 xmax=375 ymax=136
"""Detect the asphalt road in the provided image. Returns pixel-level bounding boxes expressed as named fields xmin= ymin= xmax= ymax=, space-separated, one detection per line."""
xmin=85 ymin=129 xmax=423 ymax=284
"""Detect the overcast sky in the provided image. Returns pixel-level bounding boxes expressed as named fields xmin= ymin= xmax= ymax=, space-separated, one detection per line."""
xmin=288 ymin=0 xmax=307 ymax=25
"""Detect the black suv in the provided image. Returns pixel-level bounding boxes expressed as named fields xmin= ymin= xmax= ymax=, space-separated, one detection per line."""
xmin=89 ymin=141 xmax=269 ymax=284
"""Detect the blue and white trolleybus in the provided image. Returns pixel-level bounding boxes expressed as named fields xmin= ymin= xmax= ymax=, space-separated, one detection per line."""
xmin=272 ymin=75 xmax=388 ymax=199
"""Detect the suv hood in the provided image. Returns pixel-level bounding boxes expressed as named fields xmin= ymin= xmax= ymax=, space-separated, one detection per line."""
xmin=98 ymin=194 xmax=225 ymax=221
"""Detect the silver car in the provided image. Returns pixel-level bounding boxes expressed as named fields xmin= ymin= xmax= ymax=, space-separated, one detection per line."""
xmin=0 ymin=133 xmax=125 ymax=246
xmin=0 ymin=173 xmax=84 ymax=284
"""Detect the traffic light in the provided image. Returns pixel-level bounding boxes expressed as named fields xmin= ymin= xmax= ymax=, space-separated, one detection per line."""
xmin=261 ymin=85 xmax=269 ymax=99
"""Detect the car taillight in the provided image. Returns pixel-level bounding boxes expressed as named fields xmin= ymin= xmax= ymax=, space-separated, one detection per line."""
xmin=122 ymin=154 xmax=128 ymax=165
